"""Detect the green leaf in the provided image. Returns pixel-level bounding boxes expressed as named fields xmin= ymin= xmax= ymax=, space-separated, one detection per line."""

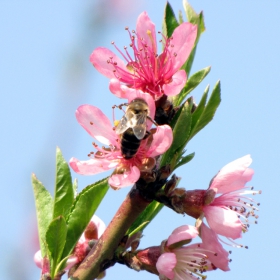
xmin=45 ymin=216 xmax=67 ymax=277
xmin=128 ymin=221 xmax=149 ymax=237
xmin=62 ymin=178 xmax=109 ymax=259
xmin=53 ymin=147 xmax=74 ymax=219
xmin=127 ymin=201 xmax=163 ymax=236
xmin=173 ymin=66 xmax=211 ymax=106
xmin=163 ymin=2 xmax=179 ymax=38
xmin=32 ymin=174 xmax=53 ymax=257
xmin=178 ymin=10 xmax=184 ymax=24
xmin=182 ymin=0 xmax=206 ymax=76
xmin=161 ymin=99 xmax=192 ymax=169
xmin=189 ymin=81 xmax=221 ymax=140
xmin=174 ymin=152 xmax=195 ymax=170
xmin=190 ymin=84 xmax=209 ymax=132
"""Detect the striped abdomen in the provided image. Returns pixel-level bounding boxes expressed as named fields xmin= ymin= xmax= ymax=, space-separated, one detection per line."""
xmin=121 ymin=128 xmax=141 ymax=159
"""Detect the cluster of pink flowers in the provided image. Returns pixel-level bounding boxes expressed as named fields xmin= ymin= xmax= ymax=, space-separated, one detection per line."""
xmin=70 ymin=11 xmax=197 ymax=189
xmin=34 ymin=8 xmax=260 ymax=280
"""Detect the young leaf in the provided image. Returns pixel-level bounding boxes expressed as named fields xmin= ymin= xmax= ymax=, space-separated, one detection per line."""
xmin=181 ymin=0 xmax=206 ymax=76
xmin=127 ymin=201 xmax=163 ymax=236
xmin=189 ymin=81 xmax=221 ymax=140
xmin=173 ymin=66 xmax=211 ymax=106
xmin=53 ymin=147 xmax=74 ymax=219
xmin=45 ymin=216 xmax=67 ymax=277
xmin=163 ymin=2 xmax=179 ymax=38
xmin=32 ymin=174 xmax=53 ymax=257
xmin=174 ymin=152 xmax=195 ymax=170
xmin=161 ymin=99 xmax=192 ymax=169
xmin=62 ymin=178 xmax=109 ymax=259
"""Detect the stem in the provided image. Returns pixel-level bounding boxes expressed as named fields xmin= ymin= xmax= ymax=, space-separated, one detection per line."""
xmin=70 ymin=187 xmax=151 ymax=280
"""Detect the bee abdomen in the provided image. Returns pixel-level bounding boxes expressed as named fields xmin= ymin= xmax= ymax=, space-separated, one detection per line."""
xmin=121 ymin=128 xmax=141 ymax=159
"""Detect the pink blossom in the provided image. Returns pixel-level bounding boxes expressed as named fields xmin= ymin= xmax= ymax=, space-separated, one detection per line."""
xmin=34 ymin=215 xmax=106 ymax=271
xmin=69 ymin=90 xmax=173 ymax=189
xmin=203 ymin=155 xmax=260 ymax=240
xmin=156 ymin=225 xmax=212 ymax=280
xmin=90 ymin=12 xmax=197 ymax=100
xmin=199 ymin=223 xmax=230 ymax=271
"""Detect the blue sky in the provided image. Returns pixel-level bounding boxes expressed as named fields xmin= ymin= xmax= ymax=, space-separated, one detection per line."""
xmin=1 ymin=1 xmax=279 ymax=279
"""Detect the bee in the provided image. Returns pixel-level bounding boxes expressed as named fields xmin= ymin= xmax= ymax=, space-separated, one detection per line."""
xmin=115 ymin=98 xmax=150 ymax=159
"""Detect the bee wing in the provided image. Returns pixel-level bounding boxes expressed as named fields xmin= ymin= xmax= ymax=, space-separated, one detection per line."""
xmin=115 ymin=109 xmax=137 ymax=135
xmin=115 ymin=114 xmax=130 ymax=135
xmin=132 ymin=114 xmax=147 ymax=140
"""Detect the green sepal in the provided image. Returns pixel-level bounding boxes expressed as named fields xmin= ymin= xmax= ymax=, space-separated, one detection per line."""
xmin=181 ymin=0 xmax=206 ymax=76
xmin=173 ymin=66 xmax=211 ymax=107
xmin=163 ymin=2 xmax=179 ymax=38
xmin=174 ymin=152 xmax=195 ymax=170
xmin=127 ymin=201 xmax=163 ymax=236
xmin=188 ymin=81 xmax=221 ymax=140
xmin=53 ymin=147 xmax=74 ymax=219
xmin=61 ymin=178 xmax=109 ymax=259
xmin=160 ymin=99 xmax=192 ymax=170
xmin=178 ymin=10 xmax=184 ymax=24
xmin=45 ymin=216 xmax=67 ymax=278
xmin=32 ymin=174 xmax=53 ymax=257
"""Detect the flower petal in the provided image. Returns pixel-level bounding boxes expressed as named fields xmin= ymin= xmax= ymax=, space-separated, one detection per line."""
xmin=92 ymin=215 xmax=106 ymax=238
xmin=148 ymin=125 xmax=173 ymax=157
xmin=34 ymin=250 xmax=43 ymax=268
xmin=156 ymin=252 xmax=176 ymax=280
xmin=90 ymin=47 xmax=127 ymax=79
xmin=168 ymin=22 xmax=197 ymax=72
xmin=69 ymin=157 xmax=118 ymax=175
xmin=204 ymin=206 xmax=242 ymax=239
xmin=162 ymin=70 xmax=187 ymax=96
xmin=109 ymin=165 xmax=140 ymax=189
xmin=210 ymin=155 xmax=254 ymax=193
xmin=76 ymin=105 xmax=118 ymax=146
xmin=200 ymin=223 xmax=230 ymax=271
xmin=136 ymin=12 xmax=156 ymax=56
xmin=167 ymin=225 xmax=198 ymax=247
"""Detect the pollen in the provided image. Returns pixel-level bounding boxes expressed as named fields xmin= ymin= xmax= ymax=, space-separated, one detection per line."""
xmin=90 ymin=122 xmax=94 ymax=125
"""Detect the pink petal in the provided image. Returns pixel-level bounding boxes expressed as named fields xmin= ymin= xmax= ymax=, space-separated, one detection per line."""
xmin=162 ymin=70 xmax=187 ymax=96
xmin=148 ymin=125 xmax=173 ymax=157
xmin=200 ymin=223 xmax=230 ymax=271
xmin=64 ymin=256 xmax=79 ymax=270
xmin=136 ymin=12 xmax=157 ymax=56
xmin=204 ymin=206 xmax=242 ymax=239
xmin=76 ymin=105 xmax=118 ymax=146
xmin=92 ymin=215 xmax=106 ymax=238
xmin=34 ymin=250 xmax=43 ymax=268
xmin=90 ymin=47 xmax=127 ymax=79
xmin=168 ymin=22 xmax=197 ymax=72
xmin=108 ymin=165 xmax=140 ymax=189
xmin=69 ymin=157 xmax=118 ymax=175
xmin=210 ymin=155 xmax=254 ymax=193
xmin=167 ymin=225 xmax=198 ymax=247
xmin=109 ymin=78 xmax=131 ymax=98
xmin=156 ymin=252 xmax=176 ymax=279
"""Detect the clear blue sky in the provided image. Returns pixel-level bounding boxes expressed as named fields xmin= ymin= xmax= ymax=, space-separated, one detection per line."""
xmin=1 ymin=1 xmax=279 ymax=279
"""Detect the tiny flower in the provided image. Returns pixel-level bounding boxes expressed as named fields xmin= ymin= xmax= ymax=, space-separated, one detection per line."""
xmin=156 ymin=225 xmax=214 ymax=280
xmin=90 ymin=12 xmax=197 ymax=100
xmin=69 ymin=90 xmax=173 ymax=189
xmin=34 ymin=215 xmax=106 ymax=272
